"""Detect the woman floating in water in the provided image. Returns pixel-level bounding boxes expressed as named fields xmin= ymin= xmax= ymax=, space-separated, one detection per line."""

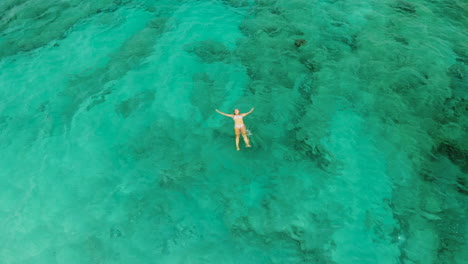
xmin=215 ymin=108 xmax=254 ymax=151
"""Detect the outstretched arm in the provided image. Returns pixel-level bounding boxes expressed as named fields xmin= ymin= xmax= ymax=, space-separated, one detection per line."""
xmin=242 ymin=107 xmax=255 ymax=117
xmin=215 ymin=109 xmax=234 ymax=118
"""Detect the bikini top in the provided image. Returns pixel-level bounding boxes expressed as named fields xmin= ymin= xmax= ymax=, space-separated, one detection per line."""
xmin=233 ymin=115 xmax=243 ymax=119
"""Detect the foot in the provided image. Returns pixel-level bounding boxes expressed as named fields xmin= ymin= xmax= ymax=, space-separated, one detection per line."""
xmin=236 ymin=147 xmax=240 ymax=151
xmin=246 ymin=144 xmax=252 ymax=147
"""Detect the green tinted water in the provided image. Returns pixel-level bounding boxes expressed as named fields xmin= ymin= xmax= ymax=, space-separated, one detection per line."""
xmin=0 ymin=0 xmax=467 ymax=263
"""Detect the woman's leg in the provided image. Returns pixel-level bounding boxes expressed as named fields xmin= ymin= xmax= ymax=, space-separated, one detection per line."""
xmin=235 ymin=128 xmax=241 ymax=150
xmin=241 ymin=127 xmax=251 ymax=147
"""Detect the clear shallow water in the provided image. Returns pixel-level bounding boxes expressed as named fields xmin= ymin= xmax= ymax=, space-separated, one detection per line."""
xmin=0 ymin=0 xmax=467 ymax=263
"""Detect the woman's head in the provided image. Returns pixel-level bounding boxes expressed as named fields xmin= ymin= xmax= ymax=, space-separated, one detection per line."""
xmin=233 ymin=109 xmax=240 ymax=114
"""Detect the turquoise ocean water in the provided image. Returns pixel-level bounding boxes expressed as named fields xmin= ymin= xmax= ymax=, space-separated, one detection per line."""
xmin=0 ymin=0 xmax=467 ymax=263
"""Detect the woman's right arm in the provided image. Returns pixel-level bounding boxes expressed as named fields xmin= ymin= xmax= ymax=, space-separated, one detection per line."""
xmin=215 ymin=109 xmax=233 ymax=117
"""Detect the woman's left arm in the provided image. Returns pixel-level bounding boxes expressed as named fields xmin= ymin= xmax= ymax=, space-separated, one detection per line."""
xmin=243 ymin=107 xmax=255 ymax=116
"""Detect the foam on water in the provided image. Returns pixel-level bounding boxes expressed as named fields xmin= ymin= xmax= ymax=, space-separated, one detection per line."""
xmin=0 ymin=0 xmax=467 ymax=263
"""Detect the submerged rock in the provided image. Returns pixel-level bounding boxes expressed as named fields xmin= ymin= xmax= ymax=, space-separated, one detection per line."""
xmin=109 ymin=227 xmax=122 ymax=238
xmin=221 ymin=0 xmax=250 ymax=8
xmin=295 ymin=39 xmax=307 ymax=47
xmin=393 ymin=1 xmax=416 ymax=14
xmin=0 ymin=0 xmax=121 ymax=58
xmin=184 ymin=40 xmax=231 ymax=63
xmin=437 ymin=142 xmax=468 ymax=171
xmin=115 ymin=90 xmax=155 ymax=118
